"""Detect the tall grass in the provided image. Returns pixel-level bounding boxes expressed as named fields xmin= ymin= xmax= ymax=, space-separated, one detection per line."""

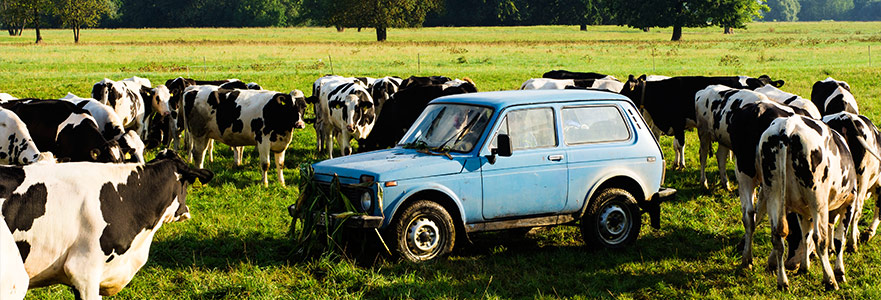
xmin=3 ymin=23 xmax=881 ymax=299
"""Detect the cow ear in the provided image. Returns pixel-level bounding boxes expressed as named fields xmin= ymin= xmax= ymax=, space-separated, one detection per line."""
xmin=638 ymin=74 xmax=647 ymax=81
xmin=180 ymin=167 xmax=214 ymax=185
xmin=90 ymin=149 xmax=100 ymax=160
xmin=275 ymin=94 xmax=290 ymax=106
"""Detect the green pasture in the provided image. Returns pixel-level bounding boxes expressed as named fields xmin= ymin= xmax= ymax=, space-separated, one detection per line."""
xmin=2 ymin=22 xmax=881 ymax=299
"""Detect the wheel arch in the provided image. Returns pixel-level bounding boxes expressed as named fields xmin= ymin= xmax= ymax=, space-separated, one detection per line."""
xmin=387 ymin=187 xmax=469 ymax=244
xmin=579 ymin=175 xmax=646 ymax=218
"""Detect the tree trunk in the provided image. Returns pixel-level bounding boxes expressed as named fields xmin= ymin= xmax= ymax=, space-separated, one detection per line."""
xmin=34 ymin=8 xmax=42 ymax=44
xmin=74 ymin=26 xmax=80 ymax=43
xmin=375 ymin=25 xmax=387 ymax=42
xmin=580 ymin=24 xmax=587 ymax=31
xmin=671 ymin=24 xmax=682 ymax=41
xmin=357 ymin=27 xmax=362 ymax=32
xmin=335 ymin=25 xmax=344 ymax=32
xmin=642 ymin=27 xmax=650 ymax=32
xmin=724 ymin=27 xmax=734 ymax=34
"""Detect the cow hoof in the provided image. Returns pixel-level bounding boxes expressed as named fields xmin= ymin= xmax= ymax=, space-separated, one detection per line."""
xmin=701 ymin=182 xmax=710 ymax=190
xmin=784 ymin=258 xmax=800 ymax=271
xmin=740 ymin=262 xmax=753 ymax=271
xmin=825 ymin=281 xmax=839 ymax=291
xmin=735 ymin=239 xmax=745 ymax=252
xmin=860 ymin=231 xmax=873 ymax=243
xmin=795 ymin=267 xmax=808 ymax=276
xmin=777 ymin=283 xmax=789 ymax=292
xmin=724 ymin=183 xmax=733 ymax=192
xmin=835 ymin=270 xmax=846 ymax=284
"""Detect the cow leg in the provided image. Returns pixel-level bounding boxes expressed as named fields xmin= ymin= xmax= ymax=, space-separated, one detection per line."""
xmin=64 ymin=249 xmax=102 ymax=300
xmin=784 ymin=213 xmax=805 ymax=271
xmin=716 ymin=144 xmax=732 ymax=191
xmin=340 ymin=132 xmax=352 ymax=156
xmin=846 ymin=194 xmax=863 ymax=252
xmin=816 ymin=211 xmax=840 ymax=291
xmin=833 ymin=210 xmax=850 ymax=284
xmin=233 ymin=146 xmax=244 ymax=166
xmin=867 ymin=188 xmax=881 ymax=241
xmin=258 ymin=143 xmax=271 ymax=187
xmin=192 ymin=137 xmax=210 ymax=169
xmin=208 ymin=140 xmax=215 ymax=163
xmin=769 ymin=208 xmax=789 ymax=291
xmin=673 ymin=131 xmax=686 ymax=169
xmin=698 ymin=131 xmax=711 ymax=189
xmin=736 ymin=171 xmax=758 ymax=269
xmin=274 ymin=149 xmax=286 ymax=187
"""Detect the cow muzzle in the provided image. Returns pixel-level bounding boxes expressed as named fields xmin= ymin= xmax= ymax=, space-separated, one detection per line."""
xmin=295 ymin=121 xmax=306 ymax=129
xmin=346 ymin=124 xmax=356 ymax=133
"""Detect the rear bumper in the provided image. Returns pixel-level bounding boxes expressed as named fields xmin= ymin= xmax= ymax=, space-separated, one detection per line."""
xmin=640 ymin=187 xmax=677 ymax=229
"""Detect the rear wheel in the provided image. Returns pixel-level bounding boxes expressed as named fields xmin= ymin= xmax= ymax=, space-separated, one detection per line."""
xmin=391 ymin=200 xmax=456 ymax=262
xmin=581 ymin=188 xmax=641 ymax=249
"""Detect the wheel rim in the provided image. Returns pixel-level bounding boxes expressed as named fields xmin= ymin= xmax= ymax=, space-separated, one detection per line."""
xmin=406 ymin=216 xmax=441 ymax=258
xmin=597 ymin=201 xmax=630 ymax=245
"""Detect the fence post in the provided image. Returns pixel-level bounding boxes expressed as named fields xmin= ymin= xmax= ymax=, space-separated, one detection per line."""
xmin=417 ymin=53 xmax=421 ymax=74
xmin=870 ymin=45 xmax=872 ymax=67
xmin=329 ymin=55 xmax=334 ymax=74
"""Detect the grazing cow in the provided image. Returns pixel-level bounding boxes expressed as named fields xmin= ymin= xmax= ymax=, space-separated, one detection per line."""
xmin=811 ymin=77 xmax=858 ymax=116
xmin=754 ymin=84 xmax=822 ymax=119
xmin=369 ymin=76 xmax=403 ymax=116
xmin=542 ymin=70 xmax=616 ymax=81
xmin=314 ymin=78 xmax=375 ymax=158
xmin=821 ymin=112 xmax=881 ymax=251
xmin=90 ymin=78 xmax=172 ymax=137
xmin=357 ymin=80 xmax=477 ymax=152
xmin=1 ymin=99 xmax=123 ymax=163
xmin=694 ymin=85 xmax=770 ymax=190
xmin=0 ymin=108 xmax=42 ymax=165
xmin=752 ymin=116 xmax=856 ymax=291
xmin=619 ymin=74 xmax=785 ymax=169
xmin=0 ymin=150 xmax=213 ymax=300
xmin=0 ymin=93 xmax=16 ymax=102
xmin=1 ymin=220 xmax=28 ymax=300
xmin=61 ymin=93 xmax=146 ymax=164
xmin=521 ymin=78 xmax=624 ymax=92
xmin=164 ymin=77 xmax=261 ymax=149
xmin=399 ymin=75 xmax=452 ymax=90
xmin=183 ymin=86 xmax=307 ymax=186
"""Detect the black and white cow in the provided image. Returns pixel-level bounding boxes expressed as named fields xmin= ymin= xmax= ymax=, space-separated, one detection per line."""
xmin=811 ymin=77 xmax=859 ymax=116
xmin=183 ymin=86 xmax=307 ymax=186
xmin=753 ymin=116 xmax=857 ymax=291
xmin=754 ymin=84 xmax=822 ymax=119
xmin=1 ymin=218 xmax=28 ymax=300
xmin=357 ymin=79 xmax=478 ymax=152
xmin=370 ymin=76 xmax=403 ymax=116
xmin=0 ymin=150 xmax=213 ymax=300
xmin=61 ymin=94 xmax=146 ymax=163
xmin=311 ymin=76 xmax=376 ymax=158
xmin=542 ymin=70 xmax=616 ymax=81
xmin=821 ymin=112 xmax=881 ymax=251
xmin=0 ymin=93 xmax=16 ymax=102
xmin=694 ymin=85 xmax=771 ymax=190
xmin=91 ymin=78 xmax=172 ymax=138
xmin=619 ymin=74 xmax=785 ymax=169
xmin=521 ymin=78 xmax=624 ymax=92
xmin=1 ymin=99 xmax=123 ymax=163
xmin=0 ymin=108 xmax=43 ymax=165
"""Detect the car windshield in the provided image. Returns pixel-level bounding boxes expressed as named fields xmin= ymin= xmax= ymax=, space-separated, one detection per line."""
xmin=399 ymin=104 xmax=494 ymax=153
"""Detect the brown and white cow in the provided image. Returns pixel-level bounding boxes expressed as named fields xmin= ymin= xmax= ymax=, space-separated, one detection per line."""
xmin=752 ymin=116 xmax=857 ymax=291
xmin=0 ymin=150 xmax=213 ymax=300
xmin=182 ymin=86 xmax=307 ymax=186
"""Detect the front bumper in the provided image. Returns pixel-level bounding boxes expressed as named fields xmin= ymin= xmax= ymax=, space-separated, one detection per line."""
xmin=640 ymin=187 xmax=677 ymax=229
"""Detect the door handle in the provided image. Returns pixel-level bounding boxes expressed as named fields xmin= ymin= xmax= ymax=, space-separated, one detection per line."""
xmin=548 ymin=154 xmax=564 ymax=161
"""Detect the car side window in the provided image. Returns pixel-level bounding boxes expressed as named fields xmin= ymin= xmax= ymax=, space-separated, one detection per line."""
xmin=562 ymin=106 xmax=630 ymax=144
xmin=491 ymin=107 xmax=556 ymax=150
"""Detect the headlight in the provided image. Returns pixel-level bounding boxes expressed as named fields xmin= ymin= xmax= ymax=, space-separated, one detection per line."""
xmin=360 ymin=191 xmax=372 ymax=211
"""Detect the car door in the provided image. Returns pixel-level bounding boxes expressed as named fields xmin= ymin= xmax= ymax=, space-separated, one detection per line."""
xmin=481 ymin=106 xmax=568 ymax=219
xmin=561 ymin=104 xmax=634 ymax=209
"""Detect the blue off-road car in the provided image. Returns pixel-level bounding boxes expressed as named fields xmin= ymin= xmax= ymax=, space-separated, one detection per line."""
xmin=299 ymin=89 xmax=675 ymax=262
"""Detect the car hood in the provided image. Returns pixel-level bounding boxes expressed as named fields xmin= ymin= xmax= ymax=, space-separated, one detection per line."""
xmin=312 ymin=148 xmax=468 ymax=182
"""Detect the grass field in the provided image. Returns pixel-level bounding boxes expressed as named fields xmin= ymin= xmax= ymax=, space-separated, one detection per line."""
xmin=2 ymin=22 xmax=881 ymax=299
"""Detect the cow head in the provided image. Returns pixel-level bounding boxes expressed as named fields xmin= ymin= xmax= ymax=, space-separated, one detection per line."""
xmin=0 ymin=108 xmax=41 ymax=165
xmin=620 ymin=74 xmax=648 ymax=106
xmin=93 ymin=79 xmax=125 ymax=107
xmin=289 ymin=90 xmax=307 ymax=129
xmin=150 ymin=85 xmax=172 ymax=117
xmin=153 ymin=149 xmax=213 ymax=222
xmin=117 ymin=130 xmax=146 ymax=163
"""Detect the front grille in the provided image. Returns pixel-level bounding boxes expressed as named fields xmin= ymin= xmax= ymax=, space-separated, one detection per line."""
xmin=315 ymin=182 xmax=371 ymax=213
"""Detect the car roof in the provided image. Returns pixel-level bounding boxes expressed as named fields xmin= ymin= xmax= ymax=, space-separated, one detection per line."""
xmin=429 ymin=89 xmax=633 ymax=109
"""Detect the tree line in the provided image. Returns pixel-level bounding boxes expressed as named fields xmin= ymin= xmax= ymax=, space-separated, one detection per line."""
xmin=2 ymin=0 xmax=880 ymax=43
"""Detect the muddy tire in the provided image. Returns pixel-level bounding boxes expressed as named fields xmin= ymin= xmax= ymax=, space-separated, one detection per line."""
xmin=390 ymin=200 xmax=456 ymax=262
xmin=581 ymin=188 xmax=641 ymax=249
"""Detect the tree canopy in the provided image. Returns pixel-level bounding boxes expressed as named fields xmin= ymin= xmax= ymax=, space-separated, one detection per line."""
xmin=613 ymin=0 xmax=768 ymax=41
xmin=765 ymin=0 xmax=801 ymax=21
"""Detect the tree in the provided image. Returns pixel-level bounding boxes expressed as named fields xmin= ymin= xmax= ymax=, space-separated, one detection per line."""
xmin=302 ymin=0 xmax=441 ymax=41
xmin=53 ymin=0 xmax=113 ymax=43
xmin=612 ymin=0 xmax=766 ymax=41
xmin=799 ymin=0 xmax=854 ymax=20
xmin=30 ymin=0 xmax=51 ymax=43
xmin=765 ymin=0 xmax=800 ymax=21
xmin=0 ymin=0 xmax=28 ymax=36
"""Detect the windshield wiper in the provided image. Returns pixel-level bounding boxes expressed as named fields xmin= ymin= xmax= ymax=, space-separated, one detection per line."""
xmin=434 ymin=114 xmax=480 ymax=153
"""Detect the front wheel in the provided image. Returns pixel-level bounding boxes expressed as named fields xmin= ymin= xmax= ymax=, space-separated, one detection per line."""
xmin=581 ymin=188 xmax=641 ymax=249
xmin=390 ymin=200 xmax=456 ymax=262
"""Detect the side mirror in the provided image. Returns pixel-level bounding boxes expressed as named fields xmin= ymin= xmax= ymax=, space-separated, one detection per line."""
xmin=495 ymin=134 xmax=513 ymax=157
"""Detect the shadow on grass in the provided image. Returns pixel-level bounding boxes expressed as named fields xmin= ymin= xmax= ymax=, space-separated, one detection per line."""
xmin=147 ymin=230 xmax=296 ymax=270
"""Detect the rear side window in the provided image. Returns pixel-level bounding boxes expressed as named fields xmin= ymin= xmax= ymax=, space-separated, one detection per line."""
xmin=562 ymin=106 xmax=630 ymax=144
xmin=492 ymin=107 xmax=557 ymax=150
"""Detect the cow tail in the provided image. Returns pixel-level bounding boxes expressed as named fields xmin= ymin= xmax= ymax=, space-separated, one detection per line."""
xmin=759 ymin=128 xmax=790 ymax=240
